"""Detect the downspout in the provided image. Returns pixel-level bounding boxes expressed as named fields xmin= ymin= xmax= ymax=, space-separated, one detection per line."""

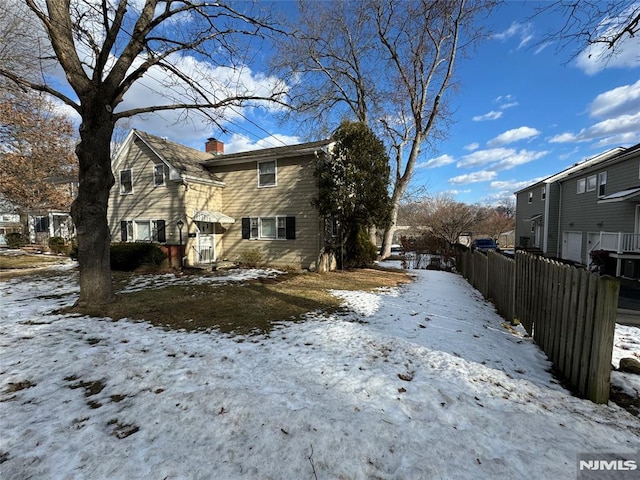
xmin=543 ymin=182 xmax=550 ymax=255
xmin=556 ymin=182 xmax=563 ymax=258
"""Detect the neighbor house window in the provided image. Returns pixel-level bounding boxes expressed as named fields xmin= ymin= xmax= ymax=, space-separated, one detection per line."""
xmin=153 ymin=164 xmax=168 ymax=186
xmin=258 ymin=160 xmax=276 ymax=187
xmin=598 ymin=171 xmax=607 ymax=196
xmin=242 ymin=216 xmax=295 ymax=240
xmin=541 ymin=186 xmax=546 ymax=200
xmin=120 ymin=169 xmax=133 ymax=194
xmin=528 ymin=191 xmax=533 ymax=204
xmin=577 ymin=178 xmax=586 ymax=194
xmin=587 ymin=175 xmax=597 ymax=192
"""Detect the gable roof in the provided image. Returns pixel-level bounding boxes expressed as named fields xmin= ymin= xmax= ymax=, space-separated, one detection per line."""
xmin=200 ymin=139 xmax=334 ymax=167
xmin=514 ymin=146 xmax=625 ymax=194
xmin=114 ymin=129 xmax=224 ymax=186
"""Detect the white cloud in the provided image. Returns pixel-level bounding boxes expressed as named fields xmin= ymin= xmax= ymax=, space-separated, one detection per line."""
xmin=449 ymin=171 xmax=497 ymax=185
xmin=463 ymin=142 xmax=479 ymax=151
xmin=489 ymin=177 xmax=547 ymax=193
xmin=487 ymin=126 xmax=541 ymax=147
xmin=499 ymin=102 xmax=519 ymax=110
xmin=493 ymin=22 xmax=534 ymax=50
xmin=225 ymin=133 xmax=301 ymax=153
xmin=472 ymin=111 xmax=503 ymax=122
xmin=458 ymin=148 xmax=513 ymax=168
xmin=574 ymin=9 xmax=640 ymax=75
xmin=418 ymin=154 xmax=456 ymax=169
xmin=491 ymin=150 xmax=548 ymax=170
xmin=549 ymin=111 xmax=640 ymax=144
xmin=593 ymin=131 xmax=640 ymax=148
xmin=457 ymin=148 xmax=547 ymax=172
xmin=589 ymin=80 xmax=640 ymax=119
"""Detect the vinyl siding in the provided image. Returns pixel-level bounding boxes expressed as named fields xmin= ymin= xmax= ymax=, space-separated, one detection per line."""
xmin=108 ymin=136 xmax=228 ymax=257
xmin=559 ymin=156 xmax=640 ymax=263
xmin=515 ymin=184 xmax=544 ymax=249
xmin=208 ymin=155 xmax=322 ymax=268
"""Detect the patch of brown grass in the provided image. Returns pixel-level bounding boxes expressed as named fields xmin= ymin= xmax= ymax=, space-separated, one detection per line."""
xmin=0 ymin=254 xmax=70 ymax=272
xmin=80 ymin=267 xmax=412 ymax=335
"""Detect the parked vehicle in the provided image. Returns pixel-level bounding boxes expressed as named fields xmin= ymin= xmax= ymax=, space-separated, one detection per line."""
xmin=471 ymin=238 xmax=498 ymax=253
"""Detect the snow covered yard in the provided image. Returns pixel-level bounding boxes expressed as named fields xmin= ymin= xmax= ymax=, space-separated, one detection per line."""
xmin=1 ymin=264 xmax=639 ymax=479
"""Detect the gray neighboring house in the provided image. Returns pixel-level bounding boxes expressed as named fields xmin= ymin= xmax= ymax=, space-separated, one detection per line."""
xmin=515 ymin=143 xmax=640 ymax=278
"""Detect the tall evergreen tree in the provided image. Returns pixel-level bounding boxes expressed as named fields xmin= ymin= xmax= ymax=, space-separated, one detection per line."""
xmin=315 ymin=121 xmax=392 ymax=267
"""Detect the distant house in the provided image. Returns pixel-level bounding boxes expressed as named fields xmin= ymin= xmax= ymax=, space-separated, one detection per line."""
xmin=108 ymin=129 xmax=335 ymax=270
xmin=0 ymin=186 xmax=76 ymax=247
xmin=515 ymin=143 xmax=640 ymax=278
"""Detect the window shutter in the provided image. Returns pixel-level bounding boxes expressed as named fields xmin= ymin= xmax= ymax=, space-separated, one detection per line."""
xmin=156 ymin=220 xmax=166 ymax=243
xmin=285 ymin=216 xmax=296 ymax=240
xmin=120 ymin=221 xmax=128 ymax=241
xmin=241 ymin=218 xmax=251 ymax=239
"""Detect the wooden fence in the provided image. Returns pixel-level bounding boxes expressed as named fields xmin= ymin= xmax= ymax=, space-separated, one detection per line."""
xmin=456 ymin=249 xmax=620 ymax=404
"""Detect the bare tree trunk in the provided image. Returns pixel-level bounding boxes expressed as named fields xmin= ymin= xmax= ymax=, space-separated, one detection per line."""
xmin=71 ymin=100 xmax=115 ymax=306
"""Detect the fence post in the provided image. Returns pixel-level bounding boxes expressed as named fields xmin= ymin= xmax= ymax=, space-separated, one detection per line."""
xmin=587 ymin=276 xmax=620 ymax=403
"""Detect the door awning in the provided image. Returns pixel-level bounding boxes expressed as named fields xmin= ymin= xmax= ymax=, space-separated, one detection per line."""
xmin=597 ymin=186 xmax=640 ymax=204
xmin=523 ymin=214 xmax=542 ymax=222
xmin=193 ymin=210 xmax=236 ymax=224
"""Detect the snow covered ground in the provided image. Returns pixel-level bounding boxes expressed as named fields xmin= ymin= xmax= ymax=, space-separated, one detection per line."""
xmin=1 ymin=263 xmax=639 ymax=479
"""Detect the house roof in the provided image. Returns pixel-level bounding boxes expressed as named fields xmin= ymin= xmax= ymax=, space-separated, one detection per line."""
xmin=514 ymin=146 xmax=625 ymax=194
xmin=200 ymin=139 xmax=334 ymax=167
xmin=128 ymin=130 xmax=224 ymax=186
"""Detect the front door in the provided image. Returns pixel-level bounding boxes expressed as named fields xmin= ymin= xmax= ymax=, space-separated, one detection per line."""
xmin=195 ymin=221 xmax=215 ymax=264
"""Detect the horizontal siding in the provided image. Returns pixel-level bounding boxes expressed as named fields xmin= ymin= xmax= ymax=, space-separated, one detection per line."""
xmin=559 ymin=156 xmax=640 ymax=263
xmin=183 ymin=183 xmax=224 ymax=265
xmin=209 ymin=156 xmax=322 ymax=268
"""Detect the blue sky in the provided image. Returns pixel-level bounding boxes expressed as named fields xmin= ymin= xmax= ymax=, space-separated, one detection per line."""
xmin=409 ymin=1 xmax=640 ymax=205
xmin=44 ymin=1 xmax=640 ymax=206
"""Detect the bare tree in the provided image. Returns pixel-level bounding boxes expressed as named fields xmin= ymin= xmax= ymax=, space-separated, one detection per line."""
xmin=0 ymin=1 xmax=287 ymax=306
xmin=536 ymin=1 xmax=640 ymax=61
xmin=272 ymin=0 xmax=496 ymax=259
xmin=424 ymin=194 xmax=483 ymax=246
xmin=474 ymin=206 xmax=515 ymax=242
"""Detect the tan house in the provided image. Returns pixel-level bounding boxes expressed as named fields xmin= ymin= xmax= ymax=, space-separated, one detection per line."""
xmin=108 ymin=129 xmax=334 ymax=269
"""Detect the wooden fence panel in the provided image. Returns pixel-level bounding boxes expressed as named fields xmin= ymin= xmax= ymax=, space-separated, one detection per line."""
xmin=456 ymin=250 xmax=618 ymax=403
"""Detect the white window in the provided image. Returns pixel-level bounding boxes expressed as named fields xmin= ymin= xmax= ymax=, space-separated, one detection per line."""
xmin=136 ymin=220 xmax=152 ymax=241
xmin=120 ymin=169 xmax=133 ymax=194
xmin=153 ymin=164 xmax=168 ymax=186
xmin=246 ymin=216 xmax=291 ymax=240
xmin=260 ymin=217 xmax=277 ymax=239
xmin=121 ymin=220 xmax=165 ymax=242
xmin=587 ymin=175 xmax=597 ymax=192
xmin=258 ymin=160 xmax=276 ymax=187
xmin=598 ymin=171 xmax=607 ymax=196
xmin=528 ymin=191 xmax=533 ymax=204
xmin=577 ymin=178 xmax=586 ymax=194
xmin=541 ymin=186 xmax=546 ymax=201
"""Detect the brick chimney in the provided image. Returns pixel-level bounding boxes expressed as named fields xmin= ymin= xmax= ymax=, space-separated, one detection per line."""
xmin=205 ymin=137 xmax=224 ymax=155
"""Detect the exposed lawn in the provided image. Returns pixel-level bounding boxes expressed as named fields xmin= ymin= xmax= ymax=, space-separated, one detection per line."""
xmin=0 ymin=253 xmax=72 ymax=277
xmin=88 ymin=267 xmax=412 ymax=335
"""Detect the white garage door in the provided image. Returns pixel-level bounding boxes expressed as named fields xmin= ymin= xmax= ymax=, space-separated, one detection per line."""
xmin=562 ymin=231 xmax=583 ymax=264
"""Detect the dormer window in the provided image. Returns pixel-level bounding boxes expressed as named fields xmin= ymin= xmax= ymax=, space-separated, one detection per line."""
xmin=258 ymin=160 xmax=276 ymax=187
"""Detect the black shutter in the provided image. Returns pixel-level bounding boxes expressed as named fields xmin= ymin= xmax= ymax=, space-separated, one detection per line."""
xmin=156 ymin=220 xmax=166 ymax=243
xmin=120 ymin=221 xmax=128 ymax=241
xmin=241 ymin=217 xmax=250 ymax=239
xmin=285 ymin=216 xmax=296 ymax=240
